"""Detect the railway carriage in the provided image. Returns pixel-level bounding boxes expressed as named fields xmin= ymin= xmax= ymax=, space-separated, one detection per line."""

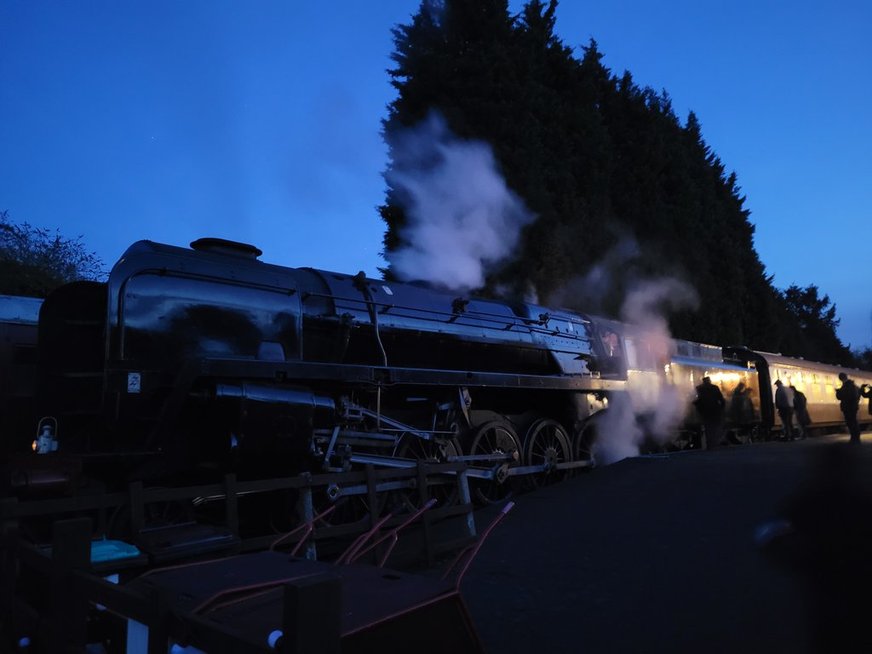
xmin=725 ymin=347 xmax=872 ymax=435
xmin=666 ymin=341 xmax=762 ymax=445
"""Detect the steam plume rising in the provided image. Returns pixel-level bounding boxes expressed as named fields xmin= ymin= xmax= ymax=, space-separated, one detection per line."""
xmin=622 ymin=277 xmax=699 ymax=372
xmin=384 ymin=113 xmax=535 ymax=291
xmin=550 ymin=239 xmax=699 ymax=465
xmin=548 ymin=238 xmax=640 ymax=311
xmin=598 ymin=277 xmax=698 ymax=465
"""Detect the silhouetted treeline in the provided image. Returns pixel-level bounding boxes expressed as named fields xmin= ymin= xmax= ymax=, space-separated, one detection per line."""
xmin=380 ymin=0 xmax=861 ymax=366
xmin=0 ymin=211 xmax=104 ymax=297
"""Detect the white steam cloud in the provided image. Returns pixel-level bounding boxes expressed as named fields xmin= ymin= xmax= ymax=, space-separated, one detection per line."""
xmin=548 ymin=239 xmax=640 ymax=310
xmin=550 ymin=239 xmax=699 ymax=466
xmin=595 ymin=277 xmax=698 ymax=465
xmin=383 ymin=113 xmax=698 ymax=465
xmin=384 ymin=113 xmax=535 ymax=291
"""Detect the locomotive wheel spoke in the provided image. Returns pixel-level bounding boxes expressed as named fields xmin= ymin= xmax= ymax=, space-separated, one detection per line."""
xmin=572 ymin=419 xmax=599 ymax=471
xmin=468 ymin=419 xmax=521 ymax=504
xmin=524 ymin=418 xmax=571 ymax=487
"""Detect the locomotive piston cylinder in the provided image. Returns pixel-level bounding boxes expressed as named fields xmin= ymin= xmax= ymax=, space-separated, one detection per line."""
xmin=214 ymin=383 xmax=335 ymax=418
xmin=213 ymin=383 xmax=336 ymax=454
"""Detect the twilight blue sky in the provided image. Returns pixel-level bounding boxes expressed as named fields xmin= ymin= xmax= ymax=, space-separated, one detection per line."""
xmin=1 ymin=1 xmax=870 ymax=349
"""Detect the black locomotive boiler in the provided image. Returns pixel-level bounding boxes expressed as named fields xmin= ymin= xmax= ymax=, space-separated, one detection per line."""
xmin=6 ymin=238 xmax=624 ymax=497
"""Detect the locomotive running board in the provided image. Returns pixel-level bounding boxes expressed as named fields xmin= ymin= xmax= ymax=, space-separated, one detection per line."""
xmin=189 ymin=357 xmax=627 ymax=392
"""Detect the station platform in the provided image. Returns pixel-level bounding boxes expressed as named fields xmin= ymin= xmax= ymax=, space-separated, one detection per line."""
xmin=462 ymin=432 xmax=872 ymax=653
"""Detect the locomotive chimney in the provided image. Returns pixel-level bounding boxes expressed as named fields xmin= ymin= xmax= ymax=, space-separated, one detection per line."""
xmin=190 ymin=237 xmax=263 ymax=260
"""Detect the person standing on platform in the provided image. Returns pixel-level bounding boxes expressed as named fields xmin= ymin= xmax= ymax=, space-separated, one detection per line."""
xmin=774 ymin=380 xmax=795 ymax=441
xmin=729 ymin=382 xmax=755 ymax=441
xmin=861 ymin=383 xmax=872 ymax=421
xmin=791 ymin=385 xmax=810 ymax=440
xmin=695 ymin=376 xmax=726 ymax=449
xmin=836 ymin=373 xmax=862 ymax=444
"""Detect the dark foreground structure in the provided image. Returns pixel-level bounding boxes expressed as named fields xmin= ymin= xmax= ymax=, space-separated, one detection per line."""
xmin=463 ymin=433 xmax=872 ymax=654
xmin=3 ymin=432 xmax=871 ymax=652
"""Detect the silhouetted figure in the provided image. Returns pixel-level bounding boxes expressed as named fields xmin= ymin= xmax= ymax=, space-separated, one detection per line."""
xmin=729 ymin=382 xmax=754 ymax=442
xmin=774 ymin=380 xmax=795 ymax=440
xmin=596 ymin=329 xmax=624 ymax=375
xmin=694 ymin=376 xmax=726 ymax=449
xmin=862 ymin=383 xmax=872 ymax=419
xmin=836 ymin=373 xmax=861 ymax=443
xmin=601 ymin=330 xmax=620 ymax=357
xmin=791 ymin=385 xmax=810 ymax=439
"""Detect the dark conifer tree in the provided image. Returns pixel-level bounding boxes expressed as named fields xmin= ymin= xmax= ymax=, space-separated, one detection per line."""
xmin=380 ymin=0 xmax=519 ymax=274
xmin=781 ymin=285 xmax=853 ymax=365
xmin=380 ymin=0 xmax=853 ymax=363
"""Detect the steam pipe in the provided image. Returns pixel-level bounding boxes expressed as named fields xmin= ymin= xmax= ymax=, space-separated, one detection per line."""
xmin=352 ymin=271 xmax=388 ymax=368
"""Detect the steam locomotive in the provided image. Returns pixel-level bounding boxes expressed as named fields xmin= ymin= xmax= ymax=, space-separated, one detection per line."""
xmin=1 ymin=238 xmax=626 ymax=500
xmin=2 ymin=237 xmax=871 ymax=501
